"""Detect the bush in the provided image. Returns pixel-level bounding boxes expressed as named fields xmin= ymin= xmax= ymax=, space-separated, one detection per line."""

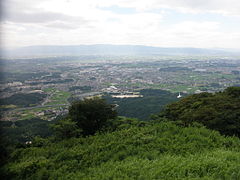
xmin=51 ymin=118 xmax=82 ymax=140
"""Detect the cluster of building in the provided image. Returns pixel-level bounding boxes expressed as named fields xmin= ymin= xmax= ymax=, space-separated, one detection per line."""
xmin=1 ymin=57 xmax=240 ymax=121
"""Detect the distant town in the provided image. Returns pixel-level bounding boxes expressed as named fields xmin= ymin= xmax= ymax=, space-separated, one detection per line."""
xmin=1 ymin=55 xmax=240 ymax=121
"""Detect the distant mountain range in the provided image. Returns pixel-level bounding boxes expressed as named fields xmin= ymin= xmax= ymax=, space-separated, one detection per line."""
xmin=2 ymin=44 xmax=240 ymax=57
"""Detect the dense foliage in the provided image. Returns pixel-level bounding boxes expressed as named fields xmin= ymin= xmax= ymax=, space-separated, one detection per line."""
xmin=0 ymin=93 xmax=47 ymax=107
xmin=0 ymin=118 xmax=53 ymax=145
xmin=160 ymin=87 xmax=240 ymax=136
xmin=0 ymin=118 xmax=54 ymax=166
xmin=1 ymin=121 xmax=240 ymax=179
xmin=69 ymin=97 xmax=117 ymax=136
xmin=0 ymin=72 xmax=49 ymax=83
xmin=51 ymin=118 xmax=81 ymax=140
xmin=104 ymin=89 xmax=178 ymax=120
xmin=69 ymin=86 xmax=92 ymax=92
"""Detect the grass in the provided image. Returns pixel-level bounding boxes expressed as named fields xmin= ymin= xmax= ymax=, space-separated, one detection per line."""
xmin=43 ymin=88 xmax=55 ymax=93
xmin=45 ymin=90 xmax=71 ymax=105
xmin=81 ymin=150 xmax=240 ymax=179
xmin=2 ymin=122 xmax=240 ymax=179
xmin=20 ymin=112 xmax=35 ymax=120
xmin=0 ymin=105 xmax=18 ymax=109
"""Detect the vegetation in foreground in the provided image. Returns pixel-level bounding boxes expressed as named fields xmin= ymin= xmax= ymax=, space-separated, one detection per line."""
xmin=1 ymin=87 xmax=240 ymax=179
xmin=1 ymin=121 xmax=240 ymax=179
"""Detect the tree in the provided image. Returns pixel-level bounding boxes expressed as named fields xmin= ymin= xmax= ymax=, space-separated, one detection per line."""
xmin=224 ymin=86 xmax=240 ymax=98
xmin=51 ymin=118 xmax=81 ymax=139
xmin=68 ymin=97 xmax=117 ymax=136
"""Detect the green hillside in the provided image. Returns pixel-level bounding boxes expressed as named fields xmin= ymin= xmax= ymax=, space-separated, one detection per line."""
xmin=2 ymin=121 xmax=240 ymax=179
xmin=159 ymin=86 xmax=240 ymax=136
xmin=1 ymin=87 xmax=240 ymax=179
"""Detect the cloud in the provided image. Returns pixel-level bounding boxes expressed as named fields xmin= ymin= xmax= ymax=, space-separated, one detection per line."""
xmin=1 ymin=0 xmax=90 ymax=25
xmin=44 ymin=21 xmax=79 ymax=29
xmin=1 ymin=0 xmax=240 ymax=49
xmin=4 ymin=11 xmax=78 ymax=23
xmin=93 ymin=0 xmax=240 ymax=16
xmin=112 ymin=1 xmax=239 ymax=17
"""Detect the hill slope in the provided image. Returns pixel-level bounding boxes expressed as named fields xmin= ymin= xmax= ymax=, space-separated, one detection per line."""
xmin=2 ymin=122 xmax=240 ymax=179
xmin=160 ymin=86 xmax=240 ymax=136
xmin=2 ymin=87 xmax=240 ymax=179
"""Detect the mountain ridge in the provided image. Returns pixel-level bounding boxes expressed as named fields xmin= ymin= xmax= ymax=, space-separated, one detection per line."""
xmin=2 ymin=44 xmax=240 ymax=57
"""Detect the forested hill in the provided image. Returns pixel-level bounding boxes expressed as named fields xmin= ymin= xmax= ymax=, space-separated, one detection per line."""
xmin=159 ymin=86 xmax=240 ymax=137
xmin=1 ymin=87 xmax=240 ymax=179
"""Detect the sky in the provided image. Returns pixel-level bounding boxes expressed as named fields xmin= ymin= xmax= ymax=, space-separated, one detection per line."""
xmin=1 ymin=0 xmax=240 ymax=49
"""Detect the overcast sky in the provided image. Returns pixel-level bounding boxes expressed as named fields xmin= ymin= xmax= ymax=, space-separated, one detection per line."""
xmin=1 ymin=0 xmax=240 ymax=48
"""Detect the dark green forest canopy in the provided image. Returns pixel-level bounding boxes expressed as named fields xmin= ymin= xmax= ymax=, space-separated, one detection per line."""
xmin=0 ymin=93 xmax=47 ymax=107
xmin=104 ymin=89 xmax=179 ymax=120
xmin=160 ymin=86 xmax=240 ymax=136
xmin=68 ymin=97 xmax=117 ymax=136
xmin=0 ymin=118 xmax=53 ymax=145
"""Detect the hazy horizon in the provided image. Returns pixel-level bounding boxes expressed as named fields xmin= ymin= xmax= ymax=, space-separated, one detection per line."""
xmin=3 ymin=44 xmax=240 ymax=51
xmin=2 ymin=44 xmax=240 ymax=58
